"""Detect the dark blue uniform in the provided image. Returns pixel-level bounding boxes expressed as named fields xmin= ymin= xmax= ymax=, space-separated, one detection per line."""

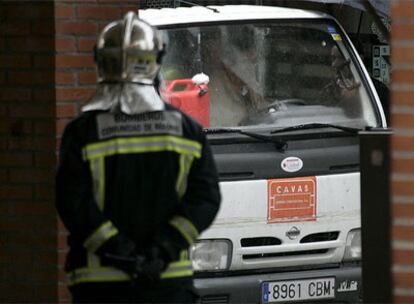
xmin=56 ymin=104 xmax=221 ymax=303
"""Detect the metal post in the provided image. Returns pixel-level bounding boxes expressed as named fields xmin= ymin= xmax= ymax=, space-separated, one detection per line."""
xmin=359 ymin=130 xmax=392 ymax=303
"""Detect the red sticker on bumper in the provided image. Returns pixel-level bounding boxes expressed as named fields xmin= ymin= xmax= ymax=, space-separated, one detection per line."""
xmin=267 ymin=177 xmax=317 ymax=223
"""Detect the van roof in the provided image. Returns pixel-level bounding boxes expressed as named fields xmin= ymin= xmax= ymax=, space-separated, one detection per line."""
xmin=139 ymin=5 xmax=331 ymax=27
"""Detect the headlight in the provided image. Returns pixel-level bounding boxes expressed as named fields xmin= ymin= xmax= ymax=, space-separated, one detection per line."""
xmin=189 ymin=239 xmax=232 ymax=271
xmin=343 ymin=228 xmax=361 ymax=261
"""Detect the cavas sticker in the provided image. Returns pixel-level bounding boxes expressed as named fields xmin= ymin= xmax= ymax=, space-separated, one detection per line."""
xmin=267 ymin=177 xmax=317 ymax=223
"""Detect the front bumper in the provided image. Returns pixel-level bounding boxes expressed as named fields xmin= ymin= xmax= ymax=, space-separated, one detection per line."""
xmin=194 ymin=264 xmax=361 ymax=304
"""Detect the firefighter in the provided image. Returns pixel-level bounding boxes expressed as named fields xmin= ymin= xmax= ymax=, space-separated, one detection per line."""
xmin=56 ymin=12 xmax=221 ymax=303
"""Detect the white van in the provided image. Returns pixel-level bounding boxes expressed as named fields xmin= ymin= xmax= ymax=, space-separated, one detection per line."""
xmin=141 ymin=5 xmax=387 ymax=304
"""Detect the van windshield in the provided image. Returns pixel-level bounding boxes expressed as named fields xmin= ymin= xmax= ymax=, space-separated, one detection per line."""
xmin=159 ymin=21 xmax=380 ymax=130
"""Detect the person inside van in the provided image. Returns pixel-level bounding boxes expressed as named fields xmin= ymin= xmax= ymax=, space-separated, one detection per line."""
xmin=321 ymin=45 xmax=362 ymax=117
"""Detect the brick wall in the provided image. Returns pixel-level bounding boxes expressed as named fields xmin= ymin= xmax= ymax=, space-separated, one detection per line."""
xmin=0 ymin=0 xmax=140 ymax=302
xmin=3 ymin=0 xmax=412 ymax=303
xmin=0 ymin=1 xmax=57 ymax=302
xmin=54 ymin=0 xmax=139 ymax=302
xmin=392 ymin=0 xmax=414 ymax=303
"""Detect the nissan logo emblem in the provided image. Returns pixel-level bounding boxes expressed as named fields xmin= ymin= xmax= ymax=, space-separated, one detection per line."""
xmin=286 ymin=226 xmax=301 ymax=240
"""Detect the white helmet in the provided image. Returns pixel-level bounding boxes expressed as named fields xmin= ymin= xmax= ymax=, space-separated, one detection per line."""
xmin=95 ymin=11 xmax=164 ymax=84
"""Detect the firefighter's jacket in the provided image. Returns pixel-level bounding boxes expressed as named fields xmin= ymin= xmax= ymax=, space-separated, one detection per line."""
xmin=56 ymin=104 xmax=221 ymax=286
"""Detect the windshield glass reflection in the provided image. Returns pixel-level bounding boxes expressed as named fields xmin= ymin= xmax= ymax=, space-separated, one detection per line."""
xmin=159 ymin=21 xmax=380 ymax=130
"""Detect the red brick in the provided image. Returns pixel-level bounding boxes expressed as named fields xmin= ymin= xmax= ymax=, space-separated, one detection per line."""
xmin=0 ymin=153 xmax=32 ymax=167
xmin=35 ymin=184 xmax=54 ymax=200
xmin=57 ymin=103 xmax=77 ymax=118
xmin=10 ymin=169 xmax=54 ymax=183
xmin=0 ymin=105 xmax=6 ymax=116
xmin=0 ymin=251 xmax=33 ymax=265
xmin=77 ymin=6 xmax=120 ymax=19
xmin=56 ymin=72 xmax=76 ymax=85
xmin=8 ymin=71 xmax=54 ymax=85
xmin=32 ymin=21 xmax=55 ymax=35
xmin=33 ymin=55 xmax=54 ymax=68
xmin=0 ymin=119 xmax=32 ymax=135
xmin=0 ymin=21 xmax=31 ymax=36
xmin=393 ymin=158 xmax=414 ymax=174
xmin=0 ymin=89 xmax=31 ymax=102
xmin=0 ymin=106 xmax=7 ymax=116
xmin=77 ymin=38 xmax=96 ymax=52
xmin=58 ymin=249 xmax=67 ymax=267
xmin=392 ymin=1 xmax=414 ymax=20
xmin=0 ymin=185 xmax=32 ymax=200
xmin=0 ymin=169 xmax=7 ymax=182
xmin=58 ymin=284 xmax=71 ymax=303
xmin=10 ymin=104 xmax=54 ymax=118
xmin=393 ymin=248 xmax=414 ymax=264
xmin=97 ymin=0 xmax=137 ymax=3
xmin=34 ymin=152 xmax=55 ymax=168
xmin=57 ymin=268 xmax=68 ymax=284
xmin=3 ymin=4 xmax=53 ymax=20
xmin=118 ymin=5 xmax=140 ymax=15
xmin=8 ymin=138 xmax=35 ymax=150
xmin=79 ymin=71 xmax=96 ymax=84
xmin=25 ymin=267 xmax=57 ymax=285
xmin=32 ymin=284 xmax=58 ymax=303
xmin=36 ymin=137 xmax=57 ymax=152
xmin=57 ymin=120 xmax=70 ymax=137
xmin=393 ymin=113 xmax=414 ymax=128
xmin=56 ymin=21 xmax=98 ymax=35
xmin=7 ymin=38 xmax=53 ymax=52
xmin=56 ymin=38 xmax=76 ymax=52
xmin=12 ymin=201 xmax=55 ymax=216
xmin=6 ymin=231 xmax=55 ymax=248
xmin=55 ymin=0 xmax=96 ymax=3
xmin=0 ymin=71 xmax=5 ymax=84
xmin=58 ymin=232 xmax=69 ymax=250
xmin=393 ymin=46 xmax=414 ymax=64
xmin=0 ymin=121 xmax=7 ymax=134
xmin=395 ymin=295 xmax=414 ymax=304
xmin=33 ymin=89 xmax=55 ymax=101
xmin=0 ymin=138 xmax=7 ymax=150
xmin=393 ymin=181 xmax=414 ymax=196
xmin=393 ymin=24 xmax=414 ymax=40
xmin=394 ymin=272 xmax=414 ymax=288
xmin=56 ymin=55 xmax=95 ymax=68
xmin=0 ymin=285 xmax=35 ymax=303
xmin=393 ymin=225 xmax=414 ymax=241
xmin=58 ymin=219 xmax=67 ymax=232
xmin=56 ymin=88 xmax=95 ymax=102
xmin=0 ymin=217 xmax=55 ymax=234
xmin=0 ymin=54 xmax=31 ymax=68
xmin=392 ymin=91 xmax=414 ymax=106
xmin=393 ymin=70 xmax=414 ymax=84
xmin=392 ymin=137 xmax=414 ymax=151
xmin=35 ymin=121 xmax=56 ymax=135
xmin=32 ymin=137 xmax=56 ymax=151
xmin=55 ymin=5 xmax=75 ymax=19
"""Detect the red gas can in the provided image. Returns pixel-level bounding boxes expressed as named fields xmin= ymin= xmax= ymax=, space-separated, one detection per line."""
xmin=161 ymin=79 xmax=210 ymax=128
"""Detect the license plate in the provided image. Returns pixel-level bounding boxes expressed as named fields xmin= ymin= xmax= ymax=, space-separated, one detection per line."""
xmin=262 ymin=277 xmax=335 ymax=303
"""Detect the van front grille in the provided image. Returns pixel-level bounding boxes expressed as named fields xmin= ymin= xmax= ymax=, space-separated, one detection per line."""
xmin=200 ymin=294 xmax=229 ymax=304
xmin=241 ymin=237 xmax=282 ymax=247
xmin=300 ymin=231 xmax=340 ymax=243
xmin=242 ymin=249 xmax=329 ymax=260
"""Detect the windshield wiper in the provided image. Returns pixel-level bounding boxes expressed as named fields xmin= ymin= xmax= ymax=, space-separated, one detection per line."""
xmin=205 ymin=128 xmax=287 ymax=150
xmin=270 ymin=123 xmax=364 ymax=135
xmin=175 ymin=0 xmax=220 ymax=13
